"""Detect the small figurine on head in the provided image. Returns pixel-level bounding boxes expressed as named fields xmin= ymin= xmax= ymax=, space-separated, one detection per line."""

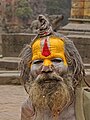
xmin=19 ymin=15 xmax=90 ymax=120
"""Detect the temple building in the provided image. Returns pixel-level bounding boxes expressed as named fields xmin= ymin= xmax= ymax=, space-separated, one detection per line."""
xmin=71 ymin=0 xmax=90 ymax=19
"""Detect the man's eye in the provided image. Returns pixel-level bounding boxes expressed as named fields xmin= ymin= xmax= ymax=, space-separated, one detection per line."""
xmin=51 ymin=58 xmax=62 ymax=63
xmin=33 ymin=60 xmax=43 ymax=64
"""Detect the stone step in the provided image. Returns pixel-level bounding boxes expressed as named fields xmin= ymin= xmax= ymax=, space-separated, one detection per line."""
xmin=0 ymin=70 xmax=20 ymax=85
xmin=58 ymin=30 xmax=90 ymax=36
xmin=0 ymin=57 xmax=20 ymax=70
xmin=84 ymin=64 xmax=90 ymax=69
xmin=60 ymin=23 xmax=90 ymax=33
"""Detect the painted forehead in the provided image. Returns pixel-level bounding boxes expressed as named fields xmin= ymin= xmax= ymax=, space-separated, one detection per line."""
xmin=32 ymin=36 xmax=67 ymax=65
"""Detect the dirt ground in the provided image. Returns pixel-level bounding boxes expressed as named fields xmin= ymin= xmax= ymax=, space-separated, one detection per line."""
xmin=0 ymin=85 xmax=28 ymax=120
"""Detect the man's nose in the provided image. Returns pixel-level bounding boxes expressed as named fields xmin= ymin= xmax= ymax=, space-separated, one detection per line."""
xmin=43 ymin=59 xmax=52 ymax=66
xmin=41 ymin=65 xmax=53 ymax=73
xmin=41 ymin=59 xmax=53 ymax=73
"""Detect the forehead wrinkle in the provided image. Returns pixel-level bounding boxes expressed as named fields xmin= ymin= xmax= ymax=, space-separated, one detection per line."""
xmin=49 ymin=36 xmax=64 ymax=53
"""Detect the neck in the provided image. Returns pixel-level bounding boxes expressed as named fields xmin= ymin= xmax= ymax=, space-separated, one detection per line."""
xmin=34 ymin=101 xmax=76 ymax=120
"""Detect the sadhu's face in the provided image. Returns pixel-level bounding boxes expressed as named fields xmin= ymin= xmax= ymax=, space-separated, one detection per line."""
xmin=30 ymin=36 xmax=68 ymax=78
xmin=28 ymin=36 xmax=74 ymax=115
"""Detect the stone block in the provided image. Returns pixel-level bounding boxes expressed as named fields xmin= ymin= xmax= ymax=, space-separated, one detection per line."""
xmin=84 ymin=8 xmax=90 ymax=17
xmin=71 ymin=8 xmax=84 ymax=17
xmin=72 ymin=1 xmax=84 ymax=8
xmin=84 ymin=1 xmax=90 ymax=8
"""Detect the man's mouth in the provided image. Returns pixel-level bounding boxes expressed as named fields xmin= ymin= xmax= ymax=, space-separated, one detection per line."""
xmin=38 ymin=78 xmax=60 ymax=84
xmin=35 ymin=73 xmax=63 ymax=84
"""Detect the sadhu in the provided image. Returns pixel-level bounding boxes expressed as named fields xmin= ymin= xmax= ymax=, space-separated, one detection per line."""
xmin=19 ymin=15 xmax=90 ymax=120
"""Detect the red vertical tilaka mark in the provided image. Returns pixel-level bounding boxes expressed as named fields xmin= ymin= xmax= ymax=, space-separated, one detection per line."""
xmin=42 ymin=39 xmax=51 ymax=57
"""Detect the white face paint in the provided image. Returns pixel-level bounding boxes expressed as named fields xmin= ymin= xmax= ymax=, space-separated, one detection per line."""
xmin=30 ymin=57 xmax=68 ymax=79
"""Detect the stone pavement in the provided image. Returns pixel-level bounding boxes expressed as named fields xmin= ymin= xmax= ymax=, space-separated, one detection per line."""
xmin=0 ymin=85 xmax=28 ymax=120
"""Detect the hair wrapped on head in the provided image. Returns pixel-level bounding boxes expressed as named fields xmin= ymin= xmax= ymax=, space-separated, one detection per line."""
xmin=37 ymin=14 xmax=54 ymax=37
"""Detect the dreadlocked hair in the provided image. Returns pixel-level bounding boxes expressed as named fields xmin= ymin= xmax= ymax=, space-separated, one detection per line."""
xmin=19 ymin=45 xmax=32 ymax=85
xmin=55 ymin=32 xmax=85 ymax=88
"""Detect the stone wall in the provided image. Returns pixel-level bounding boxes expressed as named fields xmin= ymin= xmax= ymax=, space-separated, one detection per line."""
xmin=2 ymin=33 xmax=35 ymax=57
xmin=68 ymin=34 xmax=90 ymax=63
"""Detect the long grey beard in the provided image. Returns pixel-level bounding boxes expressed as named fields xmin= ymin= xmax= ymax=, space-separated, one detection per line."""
xmin=28 ymin=73 xmax=74 ymax=119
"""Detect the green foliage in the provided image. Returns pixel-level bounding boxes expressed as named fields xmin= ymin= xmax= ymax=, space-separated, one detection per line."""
xmin=45 ymin=0 xmax=61 ymax=14
xmin=17 ymin=0 xmax=28 ymax=7
xmin=5 ymin=3 xmax=12 ymax=18
xmin=45 ymin=0 xmax=71 ymax=15
xmin=15 ymin=0 xmax=32 ymax=20
xmin=15 ymin=7 xmax=32 ymax=19
xmin=44 ymin=0 xmax=71 ymax=25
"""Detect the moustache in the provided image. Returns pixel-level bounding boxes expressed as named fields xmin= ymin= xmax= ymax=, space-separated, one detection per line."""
xmin=35 ymin=72 xmax=63 ymax=84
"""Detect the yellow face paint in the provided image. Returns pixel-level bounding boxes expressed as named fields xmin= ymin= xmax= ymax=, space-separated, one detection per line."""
xmin=43 ymin=59 xmax=52 ymax=66
xmin=31 ymin=36 xmax=67 ymax=66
